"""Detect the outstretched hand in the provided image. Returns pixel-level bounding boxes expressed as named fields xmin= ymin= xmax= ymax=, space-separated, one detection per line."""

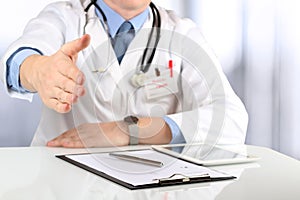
xmin=20 ymin=34 xmax=91 ymax=113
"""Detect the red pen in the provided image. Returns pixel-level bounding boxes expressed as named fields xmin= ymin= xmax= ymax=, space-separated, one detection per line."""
xmin=169 ymin=60 xmax=173 ymax=78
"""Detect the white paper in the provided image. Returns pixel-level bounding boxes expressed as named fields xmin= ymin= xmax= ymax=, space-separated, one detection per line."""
xmin=66 ymin=149 xmax=230 ymax=187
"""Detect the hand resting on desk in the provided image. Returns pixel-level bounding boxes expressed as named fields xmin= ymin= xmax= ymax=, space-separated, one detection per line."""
xmin=47 ymin=117 xmax=172 ymax=148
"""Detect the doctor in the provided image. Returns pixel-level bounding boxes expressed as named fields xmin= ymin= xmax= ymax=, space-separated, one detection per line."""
xmin=0 ymin=0 xmax=248 ymax=148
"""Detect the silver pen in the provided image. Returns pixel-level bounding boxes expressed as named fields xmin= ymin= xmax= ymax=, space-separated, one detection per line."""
xmin=109 ymin=152 xmax=164 ymax=167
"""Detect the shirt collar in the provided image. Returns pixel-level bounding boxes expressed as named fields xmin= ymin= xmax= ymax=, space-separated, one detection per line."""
xmin=96 ymin=0 xmax=149 ymax=38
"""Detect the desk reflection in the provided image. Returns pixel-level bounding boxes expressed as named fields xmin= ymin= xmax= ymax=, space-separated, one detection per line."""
xmin=0 ymin=147 xmax=259 ymax=200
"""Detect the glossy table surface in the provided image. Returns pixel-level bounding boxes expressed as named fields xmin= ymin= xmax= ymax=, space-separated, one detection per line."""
xmin=0 ymin=145 xmax=299 ymax=200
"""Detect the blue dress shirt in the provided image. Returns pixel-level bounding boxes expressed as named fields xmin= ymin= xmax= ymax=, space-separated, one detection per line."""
xmin=96 ymin=0 xmax=149 ymax=38
xmin=6 ymin=0 xmax=185 ymax=144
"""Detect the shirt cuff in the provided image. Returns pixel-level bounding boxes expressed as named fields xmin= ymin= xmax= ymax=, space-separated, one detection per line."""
xmin=6 ymin=47 xmax=42 ymax=93
xmin=163 ymin=116 xmax=186 ymax=144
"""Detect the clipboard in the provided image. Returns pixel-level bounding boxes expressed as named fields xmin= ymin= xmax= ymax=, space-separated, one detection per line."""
xmin=56 ymin=149 xmax=235 ymax=190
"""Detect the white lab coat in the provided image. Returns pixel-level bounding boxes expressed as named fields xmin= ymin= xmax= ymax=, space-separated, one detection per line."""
xmin=0 ymin=0 xmax=248 ymax=146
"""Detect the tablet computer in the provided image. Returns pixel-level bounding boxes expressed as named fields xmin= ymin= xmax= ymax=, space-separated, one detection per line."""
xmin=152 ymin=143 xmax=260 ymax=166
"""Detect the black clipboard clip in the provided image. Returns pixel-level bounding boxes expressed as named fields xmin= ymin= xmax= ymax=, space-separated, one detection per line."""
xmin=154 ymin=173 xmax=211 ymax=186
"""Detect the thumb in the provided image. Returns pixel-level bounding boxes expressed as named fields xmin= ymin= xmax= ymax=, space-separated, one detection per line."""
xmin=60 ymin=34 xmax=91 ymax=59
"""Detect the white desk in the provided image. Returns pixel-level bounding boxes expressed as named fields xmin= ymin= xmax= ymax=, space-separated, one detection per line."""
xmin=0 ymin=145 xmax=299 ymax=200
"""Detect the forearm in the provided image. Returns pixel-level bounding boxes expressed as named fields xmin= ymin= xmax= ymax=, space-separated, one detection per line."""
xmin=137 ymin=117 xmax=172 ymax=145
xmin=102 ymin=117 xmax=173 ymax=146
xmin=47 ymin=117 xmax=173 ymax=148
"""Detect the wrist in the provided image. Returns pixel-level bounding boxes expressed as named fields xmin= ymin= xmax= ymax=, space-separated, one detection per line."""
xmin=124 ymin=116 xmax=139 ymax=145
xmin=20 ymin=54 xmax=42 ymax=92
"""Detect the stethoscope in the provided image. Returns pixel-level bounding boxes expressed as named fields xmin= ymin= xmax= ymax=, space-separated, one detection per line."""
xmin=84 ymin=0 xmax=163 ymax=87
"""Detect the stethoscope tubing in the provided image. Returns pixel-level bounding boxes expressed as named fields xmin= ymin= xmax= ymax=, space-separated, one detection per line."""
xmin=84 ymin=0 xmax=161 ymax=74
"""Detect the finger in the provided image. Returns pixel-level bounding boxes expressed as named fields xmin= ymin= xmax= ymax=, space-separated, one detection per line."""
xmin=47 ymin=129 xmax=84 ymax=148
xmin=60 ymin=136 xmax=100 ymax=148
xmin=47 ymin=129 xmax=74 ymax=147
xmin=47 ymin=98 xmax=72 ymax=113
xmin=57 ymin=35 xmax=90 ymax=84
xmin=51 ymin=87 xmax=78 ymax=105
xmin=50 ymin=75 xmax=85 ymax=97
xmin=47 ymin=138 xmax=73 ymax=147
xmin=60 ymin=34 xmax=91 ymax=59
xmin=57 ymin=61 xmax=86 ymax=85
xmin=47 ymin=139 xmax=61 ymax=147
xmin=56 ymin=74 xmax=86 ymax=97
xmin=62 ymin=140 xmax=85 ymax=148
